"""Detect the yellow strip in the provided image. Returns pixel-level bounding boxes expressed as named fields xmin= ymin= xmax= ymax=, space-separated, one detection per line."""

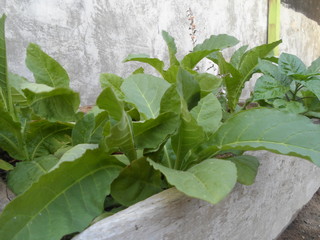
xmin=268 ymin=0 xmax=281 ymax=56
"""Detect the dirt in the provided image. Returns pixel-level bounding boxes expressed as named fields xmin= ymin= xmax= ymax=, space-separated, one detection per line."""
xmin=277 ymin=189 xmax=320 ymax=240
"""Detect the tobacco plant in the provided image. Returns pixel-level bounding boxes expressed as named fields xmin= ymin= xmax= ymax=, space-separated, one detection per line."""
xmin=1 ymin=14 xmax=320 ymax=240
xmin=252 ymin=53 xmax=320 ymax=117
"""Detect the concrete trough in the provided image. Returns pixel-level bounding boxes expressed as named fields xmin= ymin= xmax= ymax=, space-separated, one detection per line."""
xmin=73 ymin=151 xmax=320 ymax=240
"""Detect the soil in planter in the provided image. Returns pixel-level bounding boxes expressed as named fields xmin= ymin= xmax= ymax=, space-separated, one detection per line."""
xmin=277 ymin=189 xmax=320 ymax=240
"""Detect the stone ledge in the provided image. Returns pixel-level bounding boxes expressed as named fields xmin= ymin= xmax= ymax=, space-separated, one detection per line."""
xmin=73 ymin=151 xmax=320 ymax=240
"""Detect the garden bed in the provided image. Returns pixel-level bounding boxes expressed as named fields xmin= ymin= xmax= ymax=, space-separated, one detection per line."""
xmin=73 ymin=151 xmax=320 ymax=240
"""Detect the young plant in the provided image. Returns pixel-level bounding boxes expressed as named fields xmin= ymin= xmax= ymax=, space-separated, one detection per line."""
xmin=0 ymin=14 xmax=81 ymax=193
xmin=252 ymin=53 xmax=320 ymax=117
xmin=1 ymin=17 xmax=320 ymax=240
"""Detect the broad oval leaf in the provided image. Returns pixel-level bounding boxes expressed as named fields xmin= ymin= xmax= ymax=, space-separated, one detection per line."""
xmin=211 ymin=108 xmax=320 ymax=166
xmin=171 ymin=107 xmax=205 ymax=170
xmin=97 ymin=87 xmax=136 ymax=161
xmin=7 ymin=155 xmax=59 ymax=195
xmin=0 ymin=148 xmax=123 ymax=240
xmin=133 ymin=112 xmax=179 ymax=149
xmin=278 ymin=53 xmax=306 ymax=76
xmin=22 ymin=83 xmax=80 ymax=122
xmin=194 ymin=34 xmax=239 ymax=52
xmin=148 ymin=158 xmax=237 ymax=204
xmin=190 ymin=93 xmax=222 ymax=134
xmin=26 ymin=43 xmax=70 ymax=88
xmin=99 ymin=73 xmax=124 ymax=99
xmin=121 ymin=74 xmax=170 ymax=119
xmin=0 ymin=109 xmax=26 ymax=160
xmin=72 ymin=113 xmax=95 ymax=145
xmin=227 ymin=155 xmax=260 ymax=185
xmin=194 ymin=73 xmax=222 ymax=97
xmin=253 ymin=75 xmax=290 ymax=101
xmin=176 ymin=68 xmax=200 ymax=110
xmin=111 ymin=157 xmax=162 ymax=206
xmin=230 ymin=45 xmax=248 ymax=68
xmin=26 ymin=120 xmax=73 ymax=161
xmin=181 ymin=49 xmax=217 ymax=70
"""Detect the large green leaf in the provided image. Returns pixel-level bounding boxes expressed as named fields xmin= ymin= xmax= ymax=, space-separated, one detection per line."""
xmin=22 ymin=83 xmax=80 ymax=122
xmin=7 ymin=155 xmax=59 ymax=195
xmin=162 ymin=31 xmax=179 ymax=66
xmin=111 ymin=157 xmax=162 ymax=206
xmin=218 ymin=41 xmax=282 ymax=111
xmin=8 ymin=73 xmax=28 ymax=107
xmin=253 ymin=75 xmax=290 ymax=101
xmin=171 ymin=107 xmax=205 ymax=170
xmin=160 ymin=84 xmax=181 ymax=114
xmin=0 ymin=109 xmax=26 ymax=160
xmin=25 ymin=43 xmax=70 ymax=88
xmin=194 ymin=73 xmax=222 ymax=97
xmin=210 ymin=108 xmax=320 ymax=166
xmin=181 ymin=49 xmax=217 ymax=70
xmin=217 ymin=54 xmax=242 ymax=111
xmin=121 ymin=74 xmax=170 ymax=119
xmin=230 ymin=45 xmax=248 ymax=68
xmin=25 ymin=120 xmax=72 ymax=160
xmin=90 ymin=111 xmax=109 ymax=144
xmin=278 ymin=53 xmax=306 ymax=76
xmin=0 ymin=148 xmax=123 ymax=240
xmin=176 ymin=68 xmax=200 ymax=110
xmin=307 ymin=57 xmax=320 ymax=74
xmin=227 ymin=155 xmax=259 ymax=185
xmin=301 ymin=79 xmax=320 ymax=100
xmin=72 ymin=113 xmax=95 ymax=145
xmin=99 ymin=73 xmax=124 ymax=99
xmin=0 ymin=15 xmax=14 ymax=117
xmin=133 ymin=112 xmax=179 ymax=149
xmin=123 ymin=54 xmax=165 ymax=75
xmin=97 ymin=87 xmax=136 ymax=161
xmin=148 ymin=158 xmax=237 ymax=204
xmin=194 ymin=34 xmax=239 ymax=52
xmin=190 ymin=93 xmax=222 ymax=134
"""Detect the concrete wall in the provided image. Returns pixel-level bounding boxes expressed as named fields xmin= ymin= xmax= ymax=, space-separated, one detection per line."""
xmin=280 ymin=4 xmax=320 ymax=65
xmin=73 ymin=151 xmax=320 ymax=240
xmin=1 ymin=0 xmax=268 ymax=105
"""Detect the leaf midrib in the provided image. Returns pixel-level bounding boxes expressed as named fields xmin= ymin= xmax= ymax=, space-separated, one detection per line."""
xmin=9 ymin=163 xmax=121 ymax=240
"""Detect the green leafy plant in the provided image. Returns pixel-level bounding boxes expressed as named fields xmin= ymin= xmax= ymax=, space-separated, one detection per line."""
xmin=1 ymin=14 xmax=320 ymax=240
xmin=252 ymin=53 xmax=320 ymax=117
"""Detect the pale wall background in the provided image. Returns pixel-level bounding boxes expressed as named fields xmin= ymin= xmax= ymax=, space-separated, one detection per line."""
xmin=1 ymin=0 xmax=268 ymax=105
xmin=0 ymin=0 xmax=319 ymax=105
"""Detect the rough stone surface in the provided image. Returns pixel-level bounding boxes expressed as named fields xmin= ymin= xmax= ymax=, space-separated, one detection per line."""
xmin=0 ymin=0 xmax=268 ymax=105
xmin=73 ymin=151 xmax=320 ymax=240
xmin=0 ymin=180 xmax=14 ymax=212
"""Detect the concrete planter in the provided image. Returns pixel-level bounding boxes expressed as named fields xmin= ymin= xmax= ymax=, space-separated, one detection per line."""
xmin=74 ymin=151 xmax=320 ymax=240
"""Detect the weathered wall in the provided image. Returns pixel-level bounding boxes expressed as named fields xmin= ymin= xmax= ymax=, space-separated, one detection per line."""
xmin=280 ymin=3 xmax=320 ymax=65
xmin=73 ymin=152 xmax=320 ymax=240
xmin=1 ymin=0 xmax=268 ymax=105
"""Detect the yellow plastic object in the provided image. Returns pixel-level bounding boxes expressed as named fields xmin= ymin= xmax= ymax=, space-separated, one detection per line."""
xmin=268 ymin=0 xmax=281 ymax=56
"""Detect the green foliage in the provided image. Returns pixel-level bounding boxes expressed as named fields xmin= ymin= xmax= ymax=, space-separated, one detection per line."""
xmin=1 ymin=14 xmax=320 ymax=240
xmin=253 ymin=54 xmax=320 ymax=116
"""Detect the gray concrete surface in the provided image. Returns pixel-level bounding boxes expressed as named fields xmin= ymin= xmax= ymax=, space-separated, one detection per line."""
xmin=0 ymin=180 xmax=14 ymax=212
xmin=1 ymin=0 xmax=268 ymax=105
xmin=73 ymin=151 xmax=320 ymax=240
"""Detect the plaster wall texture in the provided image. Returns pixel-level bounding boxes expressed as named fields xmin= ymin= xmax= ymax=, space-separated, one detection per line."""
xmin=1 ymin=0 xmax=268 ymax=105
xmin=280 ymin=5 xmax=320 ymax=65
xmin=74 ymin=151 xmax=320 ymax=240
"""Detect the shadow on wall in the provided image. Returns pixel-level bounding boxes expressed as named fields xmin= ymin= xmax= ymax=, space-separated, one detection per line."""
xmin=282 ymin=0 xmax=320 ymax=25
